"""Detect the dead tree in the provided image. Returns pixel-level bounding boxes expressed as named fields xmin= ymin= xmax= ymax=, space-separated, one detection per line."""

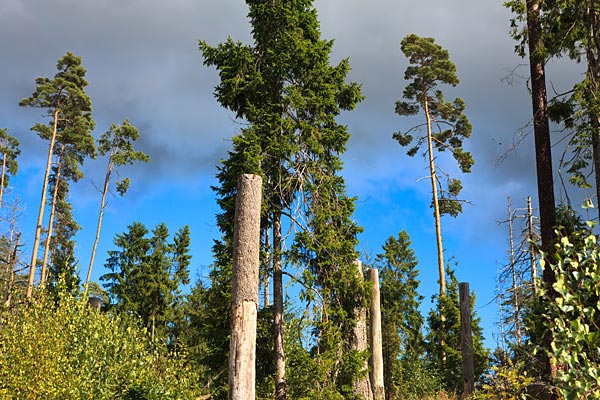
xmin=459 ymin=282 xmax=474 ymax=398
xmin=367 ymin=267 xmax=385 ymax=400
xmin=351 ymin=260 xmax=373 ymax=400
xmin=229 ymin=174 xmax=262 ymax=400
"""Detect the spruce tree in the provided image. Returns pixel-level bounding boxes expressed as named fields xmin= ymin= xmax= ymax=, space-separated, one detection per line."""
xmin=100 ymin=222 xmax=191 ymax=343
xmin=375 ymin=231 xmax=425 ymax=399
xmin=200 ymin=1 xmax=363 ymax=398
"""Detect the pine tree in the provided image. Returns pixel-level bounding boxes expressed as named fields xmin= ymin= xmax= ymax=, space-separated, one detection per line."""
xmin=19 ymin=52 xmax=94 ymax=298
xmin=375 ymin=231 xmax=425 ymax=399
xmin=40 ymin=119 xmax=96 ymax=288
xmin=394 ymin=34 xmax=474 ymax=299
xmin=85 ymin=119 xmax=150 ymax=294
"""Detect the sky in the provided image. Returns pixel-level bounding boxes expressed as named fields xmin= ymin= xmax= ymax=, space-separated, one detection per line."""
xmin=0 ymin=0 xmax=588 ymax=349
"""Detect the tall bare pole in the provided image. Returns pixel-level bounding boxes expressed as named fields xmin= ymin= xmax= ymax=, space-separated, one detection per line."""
xmin=527 ymin=196 xmax=538 ymax=295
xmin=367 ymin=268 xmax=385 ymax=400
xmin=229 ymin=174 xmax=262 ymax=400
xmin=351 ymin=260 xmax=373 ymax=400
xmin=459 ymin=282 xmax=474 ymax=398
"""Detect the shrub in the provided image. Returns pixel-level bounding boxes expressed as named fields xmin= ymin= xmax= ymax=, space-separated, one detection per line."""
xmin=0 ymin=292 xmax=198 ymax=399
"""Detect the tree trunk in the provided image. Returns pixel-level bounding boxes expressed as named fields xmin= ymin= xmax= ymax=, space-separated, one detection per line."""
xmin=584 ymin=0 xmax=600 ymax=218
xmin=367 ymin=268 xmax=385 ymax=400
xmin=525 ymin=0 xmax=557 ymax=384
xmin=84 ymin=157 xmax=114 ymax=295
xmin=459 ymin=282 xmax=474 ymax=398
xmin=507 ymin=198 xmax=522 ymax=346
xmin=351 ymin=260 xmax=374 ymax=400
xmin=527 ymin=196 xmax=538 ymax=296
xmin=27 ymin=107 xmax=60 ymax=299
xmin=424 ymin=88 xmax=447 ymax=364
xmin=0 ymin=150 xmax=6 ymax=209
xmin=525 ymin=0 xmax=556 ymax=274
xmin=273 ymin=211 xmax=287 ymax=400
xmin=424 ymin=91 xmax=445 ymax=295
xmin=229 ymin=174 xmax=262 ymax=400
xmin=263 ymin=224 xmax=270 ymax=309
xmin=40 ymin=142 xmax=65 ymax=288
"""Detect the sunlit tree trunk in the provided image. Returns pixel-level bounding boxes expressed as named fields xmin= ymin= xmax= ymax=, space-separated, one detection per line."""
xmin=28 ymin=106 xmax=61 ymax=298
xmin=367 ymin=268 xmax=384 ymax=400
xmin=352 ymin=260 xmax=373 ymax=400
xmin=84 ymin=154 xmax=114 ymax=295
xmin=229 ymin=174 xmax=262 ymax=400
xmin=40 ymin=143 xmax=66 ymax=288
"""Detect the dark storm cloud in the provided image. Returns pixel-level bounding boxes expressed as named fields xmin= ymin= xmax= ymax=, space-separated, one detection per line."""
xmin=0 ymin=0 xmax=584 ymax=214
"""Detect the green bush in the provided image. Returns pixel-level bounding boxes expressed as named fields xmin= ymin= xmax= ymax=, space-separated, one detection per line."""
xmin=0 ymin=293 xmax=198 ymax=399
xmin=545 ymin=230 xmax=600 ymax=399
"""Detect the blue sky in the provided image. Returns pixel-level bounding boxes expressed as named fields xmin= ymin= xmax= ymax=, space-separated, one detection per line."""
xmin=0 ymin=0 xmax=587 ymax=349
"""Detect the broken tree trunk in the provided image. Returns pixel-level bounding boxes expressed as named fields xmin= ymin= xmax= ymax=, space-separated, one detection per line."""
xmin=459 ymin=282 xmax=474 ymax=398
xmin=351 ymin=260 xmax=374 ymax=400
xmin=229 ymin=174 xmax=262 ymax=400
xmin=367 ymin=268 xmax=385 ymax=400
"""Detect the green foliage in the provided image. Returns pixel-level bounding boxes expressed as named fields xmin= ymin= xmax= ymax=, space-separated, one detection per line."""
xmin=0 ymin=292 xmax=197 ymax=399
xmin=394 ymin=34 xmax=474 ymax=177
xmin=200 ymin=0 xmax=365 ymax=397
xmin=0 ymin=128 xmax=20 ymax=188
xmin=98 ymin=119 xmax=150 ymax=197
xmin=426 ymin=266 xmax=490 ymax=394
xmin=544 ymin=228 xmax=600 ymax=398
xmin=474 ymin=358 xmax=535 ymax=400
xmin=101 ymin=222 xmax=191 ymax=343
xmin=375 ymin=230 xmax=427 ymax=399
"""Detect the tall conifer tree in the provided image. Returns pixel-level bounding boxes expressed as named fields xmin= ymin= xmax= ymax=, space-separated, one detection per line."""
xmin=0 ymin=128 xmax=20 ymax=209
xmin=200 ymin=1 xmax=363 ymax=397
xmin=375 ymin=231 xmax=425 ymax=400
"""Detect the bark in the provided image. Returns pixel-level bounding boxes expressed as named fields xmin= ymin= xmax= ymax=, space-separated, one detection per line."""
xmin=0 ymin=150 xmax=6 ymax=209
xmin=40 ymin=143 xmax=65 ymax=288
xmin=229 ymin=174 xmax=262 ymax=400
xmin=263 ymin=225 xmax=270 ymax=308
xmin=84 ymin=156 xmax=114 ymax=295
xmin=525 ymin=0 xmax=556 ymax=272
xmin=351 ymin=260 xmax=373 ymax=400
xmin=424 ymin=87 xmax=447 ymax=364
xmin=507 ymin=199 xmax=522 ymax=346
xmin=27 ymin=107 xmax=60 ymax=298
xmin=527 ymin=196 xmax=538 ymax=296
xmin=584 ymin=0 xmax=600 ymax=218
xmin=459 ymin=282 xmax=474 ymax=398
xmin=424 ymin=91 xmax=445 ymax=295
xmin=273 ymin=212 xmax=286 ymax=400
xmin=367 ymin=268 xmax=384 ymax=400
xmin=525 ymin=0 xmax=557 ymax=384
